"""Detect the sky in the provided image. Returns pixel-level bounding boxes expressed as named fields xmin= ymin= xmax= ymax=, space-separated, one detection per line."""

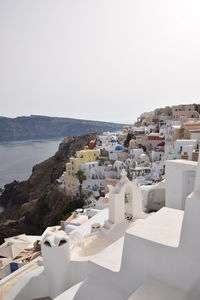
xmin=1 ymin=0 xmax=200 ymax=124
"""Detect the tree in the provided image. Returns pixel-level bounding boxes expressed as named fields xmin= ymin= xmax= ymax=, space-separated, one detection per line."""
xmin=75 ymin=170 xmax=86 ymax=201
xmin=124 ymin=133 xmax=134 ymax=147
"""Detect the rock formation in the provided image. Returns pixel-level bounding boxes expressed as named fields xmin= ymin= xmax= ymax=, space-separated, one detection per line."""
xmin=0 ymin=133 xmax=97 ymax=243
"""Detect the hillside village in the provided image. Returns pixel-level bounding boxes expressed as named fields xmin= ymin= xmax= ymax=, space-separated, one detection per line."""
xmin=1 ymin=103 xmax=200 ymax=300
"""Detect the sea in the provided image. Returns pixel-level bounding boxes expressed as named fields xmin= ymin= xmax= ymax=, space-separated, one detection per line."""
xmin=0 ymin=138 xmax=63 ymax=189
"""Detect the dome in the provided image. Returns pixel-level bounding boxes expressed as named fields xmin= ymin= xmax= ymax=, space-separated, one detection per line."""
xmin=111 ymin=139 xmax=117 ymax=143
xmin=115 ymin=145 xmax=123 ymax=151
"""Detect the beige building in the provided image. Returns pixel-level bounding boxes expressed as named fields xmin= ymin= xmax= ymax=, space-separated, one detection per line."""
xmin=172 ymin=104 xmax=200 ymax=120
xmin=64 ymin=149 xmax=100 ymax=194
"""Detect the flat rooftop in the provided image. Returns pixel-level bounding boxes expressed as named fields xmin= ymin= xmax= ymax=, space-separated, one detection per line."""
xmin=127 ymin=277 xmax=198 ymax=300
xmin=70 ymin=208 xmax=109 ymax=236
xmin=89 ymin=236 xmax=124 ymax=272
xmin=126 ymin=207 xmax=184 ymax=247
xmin=166 ymin=159 xmax=197 ymax=167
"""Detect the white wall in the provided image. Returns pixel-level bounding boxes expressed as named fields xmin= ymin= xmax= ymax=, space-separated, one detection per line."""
xmin=108 ymin=176 xmax=142 ymax=225
xmin=41 ymin=232 xmax=71 ymax=299
xmin=165 ymin=160 xmax=197 ymax=210
xmin=141 ymin=180 xmax=165 ymax=212
xmin=191 ymin=131 xmax=200 ymax=140
xmin=174 ymin=139 xmax=198 ymax=160
xmin=151 ymin=151 xmax=163 ymax=162
xmin=0 ymin=264 xmax=11 ymax=280
xmin=4 ymin=266 xmax=49 ymax=300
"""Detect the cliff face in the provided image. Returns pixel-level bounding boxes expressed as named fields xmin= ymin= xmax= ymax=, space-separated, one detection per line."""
xmin=0 ymin=115 xmax=124 ymax=141
xmin=0 ymin=133 xmax=97 ymax=243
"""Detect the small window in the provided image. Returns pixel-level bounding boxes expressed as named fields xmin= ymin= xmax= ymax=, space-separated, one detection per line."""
xmin=58 ymin=239 xmax=67 ymax=247
xmin=44 ymin=241 xmax=51 ymax=247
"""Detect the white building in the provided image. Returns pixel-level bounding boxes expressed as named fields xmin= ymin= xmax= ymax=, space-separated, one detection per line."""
xmin=173 ymin=139 xmax=199 ymax=160
xmin=113 ymin=160 xmax=126 ymax=178
xmin=3 ymin=153 xmax=200 ymax=300
xmin=59 ymin=155 xmax=200 ymax=300
xmin=80 ymin=161 xmax=105 ymax=196
xmin=150 ymin=150 xmax=164 ymax=162
xmin=141 ymin=180 xmax=165 ymax=212
xmin=129 ymin=148 xmax=144 ymax=162
xmin=165 ymin=121 xmax=181 ymax=159
xmin=190 ymin=129 xmax=200 ymax=140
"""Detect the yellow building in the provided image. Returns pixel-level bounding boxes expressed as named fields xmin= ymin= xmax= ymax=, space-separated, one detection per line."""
xmin=64 ymin=149 xmax=100 ymax=194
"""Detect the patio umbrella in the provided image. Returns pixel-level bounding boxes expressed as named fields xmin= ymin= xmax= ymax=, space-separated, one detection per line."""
xmin=0 ymin=236 xmax=30 ymax=259
xmin=4 ymin=234 xmax=29 ymax=243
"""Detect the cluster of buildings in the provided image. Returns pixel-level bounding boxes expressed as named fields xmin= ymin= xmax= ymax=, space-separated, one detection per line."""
xmin=1 ymin=103 xmax=200 ymax=300
xmin=61 ymin=103 xmax=200 ymax=206
xmin=63 ymin=130 xmax=164 ymax=201
xmin=172 ymin=103 xmax=200 ymax=120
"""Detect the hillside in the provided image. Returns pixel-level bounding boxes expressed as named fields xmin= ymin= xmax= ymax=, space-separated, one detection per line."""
xmin=0 ymin=115 xmax=125 ymax=141
xmin=0 ymin=133 xmax=97 ymax=243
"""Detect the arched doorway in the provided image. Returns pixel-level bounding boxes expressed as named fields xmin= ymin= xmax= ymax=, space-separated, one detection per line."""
xmin=124 ymin=186 xmax=133 ymax=217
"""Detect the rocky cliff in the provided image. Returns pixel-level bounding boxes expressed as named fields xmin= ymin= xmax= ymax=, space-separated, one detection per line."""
xmin=0 ymin=133 xmax=97 ymax=243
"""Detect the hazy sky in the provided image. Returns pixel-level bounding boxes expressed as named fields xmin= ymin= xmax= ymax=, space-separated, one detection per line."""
xmin=1 ymin=0 xmax=200 ymax=123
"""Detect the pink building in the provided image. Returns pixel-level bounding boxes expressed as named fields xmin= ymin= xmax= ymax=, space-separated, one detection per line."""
xmin=172 ymin=104 xmax=200 ymax=119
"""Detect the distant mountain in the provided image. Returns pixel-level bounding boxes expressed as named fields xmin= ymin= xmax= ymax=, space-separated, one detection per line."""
xmin=0 ymin=115 xmax=126 ymax=141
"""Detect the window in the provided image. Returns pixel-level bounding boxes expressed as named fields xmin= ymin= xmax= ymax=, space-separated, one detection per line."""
xmin=58 ymin=240 xmax=67 ymax=247
xmin=44 ymin=241 xmax=51 ymax=247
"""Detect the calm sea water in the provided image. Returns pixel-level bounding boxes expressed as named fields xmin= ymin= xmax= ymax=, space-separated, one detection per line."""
xmin=0 ymin=139 xmax=62 ymax=189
